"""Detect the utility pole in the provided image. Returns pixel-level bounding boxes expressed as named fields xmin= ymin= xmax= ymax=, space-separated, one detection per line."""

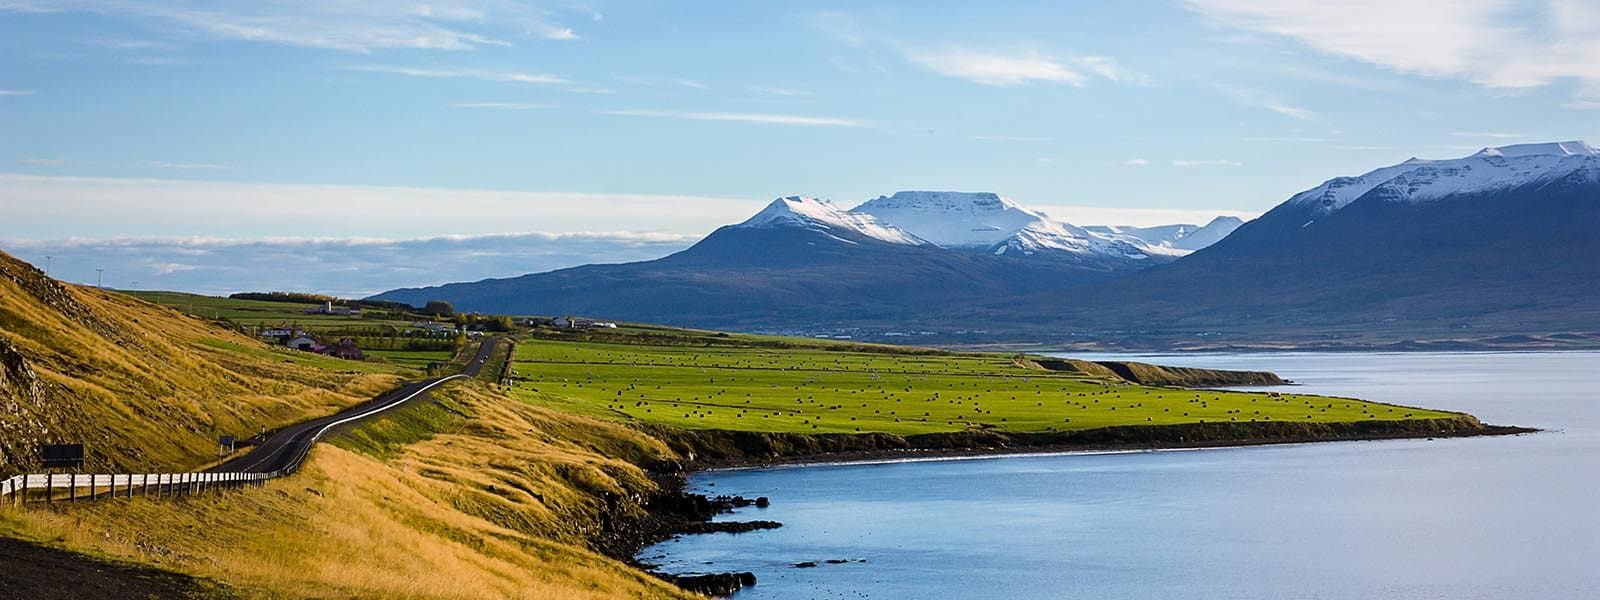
xmin=44 ymin=255 xmax=52 ymax=277
xmin=95 ymin=269 xmax=104 ymax=288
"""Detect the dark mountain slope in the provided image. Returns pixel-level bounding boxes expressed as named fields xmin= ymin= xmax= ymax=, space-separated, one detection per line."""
xmin=994 ymin=168 xmax=1600 ymax=344
xmin=374 ymin=223 xmax=1130 ymax=328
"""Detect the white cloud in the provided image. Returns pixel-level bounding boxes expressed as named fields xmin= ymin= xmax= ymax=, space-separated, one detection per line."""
xmin=149 ymin=161 xmax=230 ymax=170
xmin=599 ymin=109 xmax=867 ymax=127
xmin=1122 ymin=158 xmax=1150 ymax=166
xmin=346 ymin=65 xmax=567 ymax=85
xmin=904 ymin=49 xmax=1088 ymax=86
xmin=1186 ymin=0 xmax=1600 ymax=105
xmin=449 ymin=101 xmax=553 ymax=110
xmin=17 ymin=157 xmax=65 ymax=166
xmin=1172 ymin=159 xmax=1244 ymax=167
xmin=0 ymin=174 xmax=764 ymax=239
xmin=0 ymin=89 xmax=35 ymax=97
xmin=1 ymin=1 xmax=583 ymax=52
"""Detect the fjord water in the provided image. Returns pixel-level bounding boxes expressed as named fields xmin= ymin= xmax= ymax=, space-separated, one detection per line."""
xmin=641 ymin=352 xmax=1600 ymax=599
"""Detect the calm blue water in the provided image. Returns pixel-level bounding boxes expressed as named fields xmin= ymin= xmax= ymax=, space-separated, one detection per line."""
xmin=641 ymin=351 xmax=1600 ymax=599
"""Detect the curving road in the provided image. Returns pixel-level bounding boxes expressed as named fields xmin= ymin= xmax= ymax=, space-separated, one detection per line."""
xmin=207 ymin=337 xmax=501 ymax=475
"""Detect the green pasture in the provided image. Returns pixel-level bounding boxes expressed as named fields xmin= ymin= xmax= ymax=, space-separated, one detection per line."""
xmin=507 ymin=337 xmax=1456 ymax=435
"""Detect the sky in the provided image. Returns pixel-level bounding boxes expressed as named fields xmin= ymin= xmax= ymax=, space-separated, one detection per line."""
xmin=2 ymin=0 xmax=1598 ymax=295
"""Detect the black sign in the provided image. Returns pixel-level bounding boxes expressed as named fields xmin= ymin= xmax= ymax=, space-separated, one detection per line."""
xmin=40 ymin=444 xmax=84 ymax=469
xmin=219 ymin=435 xmax=236 ymax=447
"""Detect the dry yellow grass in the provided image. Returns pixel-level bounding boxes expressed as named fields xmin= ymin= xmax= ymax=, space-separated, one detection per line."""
xmin=0 ymin=382 xmax=692 ymax=599
xmin=2 ymin=250 xmax=693 ymax=598
xmin=1 ymin=250 xmax=401 ymax=473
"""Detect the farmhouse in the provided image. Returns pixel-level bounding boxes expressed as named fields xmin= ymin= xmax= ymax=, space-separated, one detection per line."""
xmin=553 ymin=316 xmax=598 ymax=329
xmin=304 ymin=301 xmax=361 ymax=316
xmin=286 ymin=336 xmax=318 ymax=351
xmin=323 ymin=338 xmax=364 ymax=360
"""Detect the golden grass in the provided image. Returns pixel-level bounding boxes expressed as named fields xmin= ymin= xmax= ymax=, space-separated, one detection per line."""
xmin=0 ymin=381 xmax=692 ymax=599
xmin=1 ymin=252 xmax=402 ymax=473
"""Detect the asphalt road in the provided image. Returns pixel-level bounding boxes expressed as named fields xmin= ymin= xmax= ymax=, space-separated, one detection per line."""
xmin=206 ymin=337 xmax=500 ymax=474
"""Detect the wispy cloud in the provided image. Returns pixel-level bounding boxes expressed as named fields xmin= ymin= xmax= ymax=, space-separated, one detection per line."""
xmin=599 ymin=109 xmax=867 ymax=127
xmin=449 ymin=102 xmax=553 ymax=110
xmin=617 ymin=76 xmax=710 ymax=90
xmin=968 ymin=135 xmax=1053 ymax=142
xmin=808 ymin=11 xmax=866 ymax=45
xmin=1172 ymin=159 xmax=1244 ymax=167
xmin=17 ymin=157 xmax=66 ymax=166
xmin=0 ymin=1 xmax=582 ymax=52
xmin=346 ymin=65 xmax=568 ymax=85
xmin=745 ymin=85 xmax=816 ymax=97
xmin=904 ymin=49 xmax=1087 ymax=86
xmin=1215 ymin=84 xmax=1319 ymax=121
xmin=1185 ymin=0 xmax=1600 ymax=106
xmin=149 ymin=161 xmax=230 ymax=170
xmin=0 ymin=89 xmax=35 ymax=97
xmin=1450 ymin=131 xmax=1529 ymax=139
xmin=1123 ymin=158 xmax=1150 ymax=166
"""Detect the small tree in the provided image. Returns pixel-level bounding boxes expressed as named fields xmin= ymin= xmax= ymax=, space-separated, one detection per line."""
xmin=423 ymin=300 xmax=455 ymax=317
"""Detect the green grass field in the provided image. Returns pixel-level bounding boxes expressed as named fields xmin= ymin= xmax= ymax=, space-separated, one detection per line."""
xmin=129 ymin=290 xmax=456 ymax=374
xmin=126 ymin=290 xmax=418 ymax=329
xmin=507 ymin=336 xmax=1457 ymax=436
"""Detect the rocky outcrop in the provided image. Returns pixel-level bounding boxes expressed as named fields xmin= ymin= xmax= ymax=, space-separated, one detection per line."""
xmin=0 ymin=335 xmax=62 ymax=474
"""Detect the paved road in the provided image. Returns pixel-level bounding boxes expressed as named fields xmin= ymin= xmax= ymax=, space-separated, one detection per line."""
xmin=207 ymin=337 xmax=500 ymax=474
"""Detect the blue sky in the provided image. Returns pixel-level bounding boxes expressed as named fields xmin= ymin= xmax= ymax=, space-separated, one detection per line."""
xmin=2 ymin=1 xmax=1598 ymax=294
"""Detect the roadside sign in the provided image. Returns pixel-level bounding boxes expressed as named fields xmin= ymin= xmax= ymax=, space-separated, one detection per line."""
xmin=40 ymin=444 xmax=84 ymax=469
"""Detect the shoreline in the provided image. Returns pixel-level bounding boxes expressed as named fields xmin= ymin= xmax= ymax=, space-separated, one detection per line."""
xmin=615 ymin=418 xmax=1535 ymax=594
xmin=688 ymin=422 xmax=1537 ymax=472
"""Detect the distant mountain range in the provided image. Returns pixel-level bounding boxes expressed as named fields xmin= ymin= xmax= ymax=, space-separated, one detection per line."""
xmin=373 ymin=141 xmax=1600 ymax=349
xmin=371 ymin=192 xmax=1239 ymax=328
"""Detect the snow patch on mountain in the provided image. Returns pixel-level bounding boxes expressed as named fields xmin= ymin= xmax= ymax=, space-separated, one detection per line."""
xmin=1289 ymin=141 xmax=1600 ymax=215
xmin=852 ymin=191 xmax=1048 ymax=248
xmin=1085 ymin=216 xmax=1244 ymax=252
xmin=736 ymin=196 xmax=927 ymax=245
xmin=852 ymin=190 xmax=1201 ymax=258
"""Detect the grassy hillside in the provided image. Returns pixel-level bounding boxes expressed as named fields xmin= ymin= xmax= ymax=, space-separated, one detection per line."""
xmin=0 ymin=250 xmax=404 ymax=474
xmin=1 ymin=382 xmax=692 ymax=599
xmin=1 ymin=249 xmax=694 ymax=598
xmin=506 ymin=334 xmax=1459 ymax=437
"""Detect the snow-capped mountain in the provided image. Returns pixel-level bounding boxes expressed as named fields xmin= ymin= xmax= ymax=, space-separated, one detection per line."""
xmin=849 ymin=191 xmax=1190 ymax=260
xmin=1289 ymin=141 xmax=1600 ymax=217
xmin=851 ymin=191 xmax=1049 ymax=247
xmin=735 ymin=196 xmax=927 ymax=246
xmin=999 ymin=139 xmax=1600 ymax=346
xmin=1084 ymin=216 xmax=1244 ymax=253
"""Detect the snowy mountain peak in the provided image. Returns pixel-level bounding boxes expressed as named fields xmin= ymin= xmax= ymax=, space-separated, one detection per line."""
xmin=853 ymin=191 xmax=1051 ymax=248
xmin=737 ymin=196 xmax=926 ymax=245
xmin=1472 ymin=140 xmax=1598 ymax=158
xmin=859 ymin=191 xmax=1027 ymax=214
xmin=1288 ymin=140 xmax=1600 ymax=215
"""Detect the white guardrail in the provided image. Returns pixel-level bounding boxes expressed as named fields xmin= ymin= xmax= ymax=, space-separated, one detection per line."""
xmin=0 ymin=374 xmax=466 ymax=505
